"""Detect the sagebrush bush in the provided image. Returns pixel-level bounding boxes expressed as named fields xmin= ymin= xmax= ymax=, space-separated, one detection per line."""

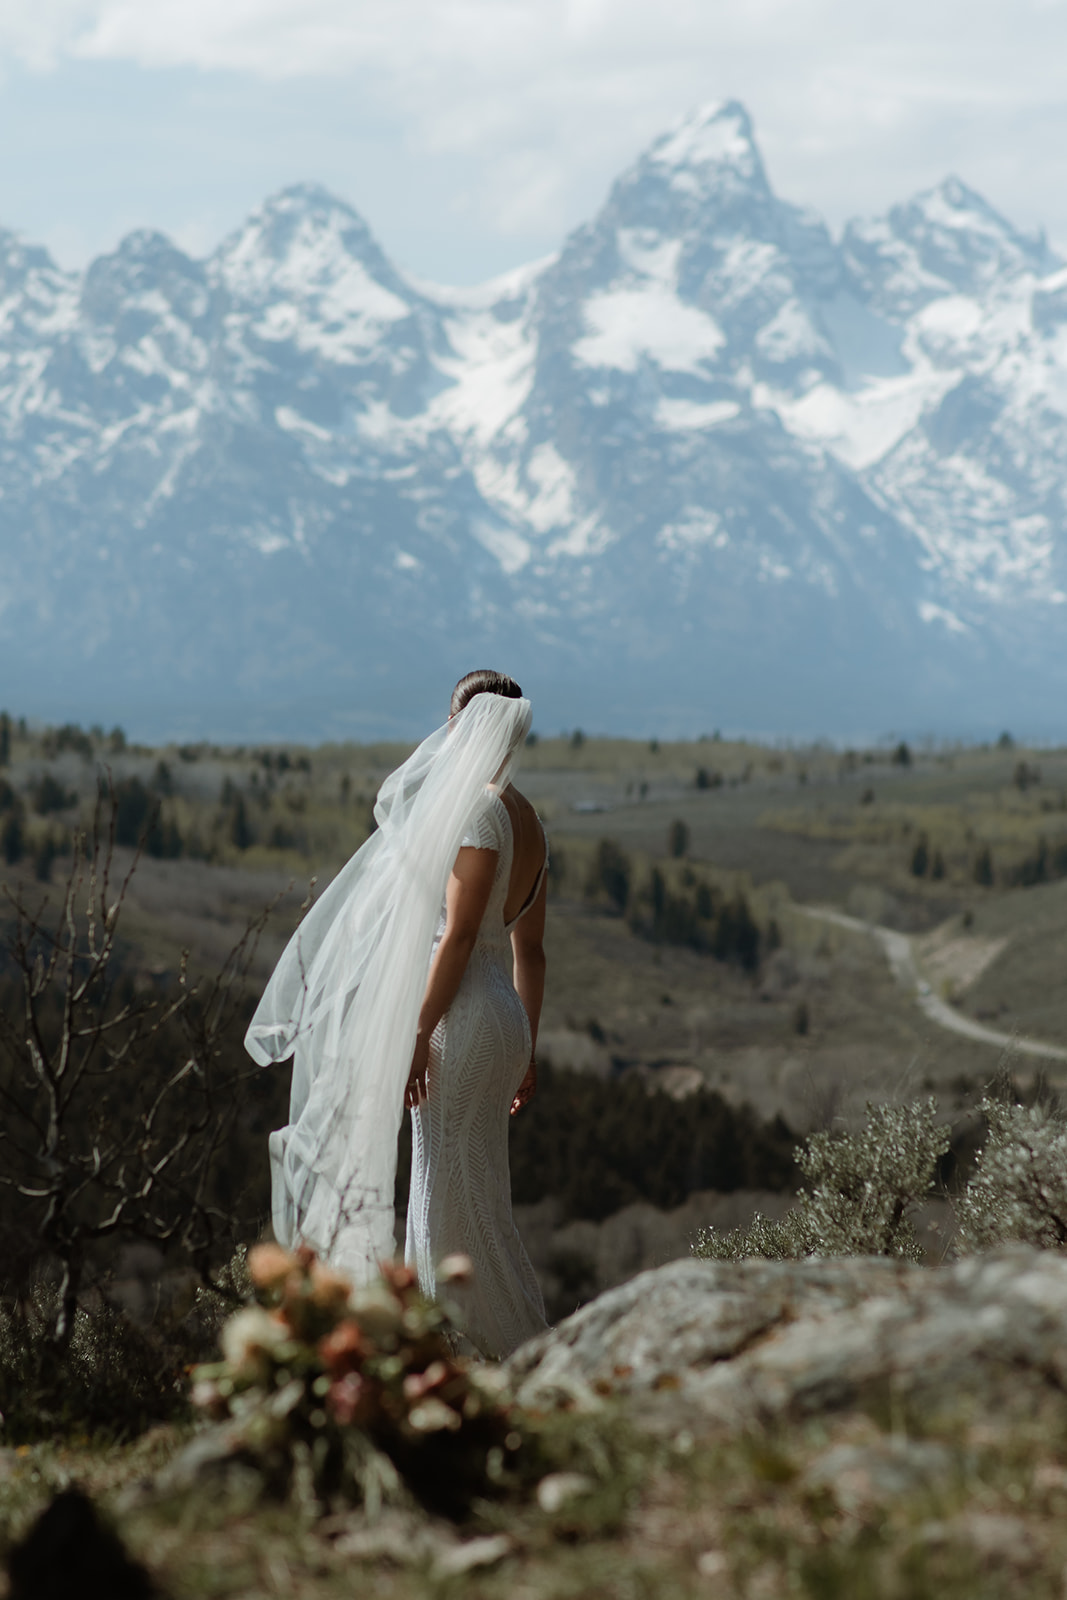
xmin=1 ymin=1292 xmax=193 ymax=1441
xmin=955 ymin=1095 xmax=1067 ymax=1251
xmin=694 ymin=1099 xmax=949 ymax=1264
xmin=0 ymin=1249 xmax=249 ymax=1441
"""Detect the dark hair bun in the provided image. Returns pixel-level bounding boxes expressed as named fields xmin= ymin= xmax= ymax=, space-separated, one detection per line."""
xmin=450 ymin=670 xmax=523 ymax=717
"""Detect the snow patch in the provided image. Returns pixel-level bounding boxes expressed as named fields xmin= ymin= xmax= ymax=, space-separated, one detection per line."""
xmin=574 ymin=285 xmax=724 ymax=375
xmin=755 ymin=300 xmax=830 ymax=364
xmin=471 ymin=440 xmax=589 ymax=557
xmin=547 ymin=514 xmax=611 ymax=560
xmin=525 ymin=443 xmax=579 ymax=534
xmin=651 ymin=104 xmax=753 ymax=171
xmin=275 ymin=405 xmax=333 ymax=443
xmin=355 ymin=400 xmax=409 ymax=447
xmin=657 ymin=510 xmax=728 ymax=551
xmin=430 ymin=308 xmax=534 ymax=449
xmin=223 ymin=212 xmax=412 ymax=362
xmin=616 ymin=230 xmax=682 ymax=284
xmin=758 ymin=366 xmax=959 ymax=470
xmin=758 ymin=552 xmax=792 ymax=581
xmin=919 ymin=601 xmax=969 ymax=634
xmin=656 ymin=397 xmax=739 ymax=431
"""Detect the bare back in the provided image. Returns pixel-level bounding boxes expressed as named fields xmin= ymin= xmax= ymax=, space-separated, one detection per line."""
xmin=498 ymin=785 xmax=546 ymax=926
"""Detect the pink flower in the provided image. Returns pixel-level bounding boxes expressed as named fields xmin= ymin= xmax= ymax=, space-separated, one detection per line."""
xmin=379 ymin=1261 xmax=417 ymax=1295
xmin=328 ymin=1372 xmax=376 ymax=1427
xmin=318 ymin=1319 xmax=367 ymax=1377
xmin=247 ymin=1243 xmax=296 ymax=1292
xmin=402 ymin=1360 xmax=452 ymax=1403
xmin=309 ymin=1259 xmax=353 ymax=1313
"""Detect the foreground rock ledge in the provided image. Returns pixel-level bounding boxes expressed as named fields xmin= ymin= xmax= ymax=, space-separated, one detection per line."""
xmin=504 ymin=1249 xmax=1067 ymax=1430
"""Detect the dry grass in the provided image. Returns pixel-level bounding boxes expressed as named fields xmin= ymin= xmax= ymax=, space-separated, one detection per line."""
xmin=6 ymin=1389 xmax=1067 ymax=1599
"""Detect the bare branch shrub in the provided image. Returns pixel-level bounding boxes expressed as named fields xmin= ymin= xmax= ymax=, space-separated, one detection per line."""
xmin=694 ymin=1099 xmax=949 ymax=1264
xmin=0 ymin=795 xmax=278 ymax=1436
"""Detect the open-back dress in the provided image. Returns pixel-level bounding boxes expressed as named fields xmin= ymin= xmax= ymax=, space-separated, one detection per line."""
xmin=405 ymin=790 xmax=549 ymax=1359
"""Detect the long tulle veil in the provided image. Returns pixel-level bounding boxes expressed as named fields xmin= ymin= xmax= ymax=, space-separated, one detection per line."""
xmin=245 ymin=692 xmax=533 ymax=1284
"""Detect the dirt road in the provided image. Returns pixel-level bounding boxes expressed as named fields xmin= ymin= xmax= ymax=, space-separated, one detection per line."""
xmin=799 ymin=905 xmax=1067 ymax=1065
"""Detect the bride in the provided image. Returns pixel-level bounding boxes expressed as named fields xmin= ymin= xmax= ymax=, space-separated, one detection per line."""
xmin=245 ymin=670 xmax=549 ymax=1358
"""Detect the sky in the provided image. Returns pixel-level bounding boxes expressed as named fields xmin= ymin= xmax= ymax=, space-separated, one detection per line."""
xmin=2 ymin=0 xmax=1066 ymax=285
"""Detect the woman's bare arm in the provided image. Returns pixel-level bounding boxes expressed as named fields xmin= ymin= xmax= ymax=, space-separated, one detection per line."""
xmin=404 ymin=846 xmax=496 ymax=1108
xmin=509 ymin=874 xmax=547 ymax=1114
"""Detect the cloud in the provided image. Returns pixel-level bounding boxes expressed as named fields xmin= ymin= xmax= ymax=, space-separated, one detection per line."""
xmin=0 ymin=1 xmax=96 ymax=70
xmin=3 ymin=1 xmax=1067 ymax=276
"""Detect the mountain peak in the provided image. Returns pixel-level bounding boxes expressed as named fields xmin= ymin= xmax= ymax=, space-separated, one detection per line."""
xmin=593 ymin=96 xmax=771 ymax=242
xmin=907 ymin=175 xmax=1025 ymax=240
xmin=80 ymin=228 xmax=206 ymax=323
xmin=886 ymin=174 xmax=1059 ymax=291
xmin=258 ymin=182 xmax=361 ymax=222
xmin=648 ymin=99 xmax=760 ymax=178
xmin=212 ymin=181 xmax=410 ymax=308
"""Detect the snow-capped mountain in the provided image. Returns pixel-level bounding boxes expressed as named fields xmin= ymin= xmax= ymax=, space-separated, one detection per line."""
xmin=1 ymin=101 xmax=1065 ymax=740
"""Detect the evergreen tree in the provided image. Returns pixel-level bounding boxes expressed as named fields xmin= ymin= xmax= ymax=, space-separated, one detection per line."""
xmin=230 ymin=796 xmax=253 ymax=852
xmin=0 ymin=711 xmax=10 ymax=766
xmin=588 ymin=838 xmax=631 ymax=912
xmin=32 ymin=774 xmax=75 ymax=815
xmin=668 ymin=818 xmax=690 ymax=858
xmin=713 ymin=894 xmax=761 ymax=970
xmin=695 ymin=881 xmax=716 ymax=919
xmin=973 ymin=845 xmax=994 ymax=886
xmin=112 ymin=777 xmax=153 ymax=847
xmin=1 ymin=810 xmax=23 ymax=864
xmin=34 ymin=836 xmax=56 ymax=883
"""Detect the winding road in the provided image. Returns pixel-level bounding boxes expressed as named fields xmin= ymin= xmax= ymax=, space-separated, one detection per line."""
xmin=799 ymin=905 xmax=1067 ymax=1065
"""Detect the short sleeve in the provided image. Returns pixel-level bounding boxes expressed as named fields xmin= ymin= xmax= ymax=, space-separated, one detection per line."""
xmin=461 ymin=795 xmax=504 ymax=852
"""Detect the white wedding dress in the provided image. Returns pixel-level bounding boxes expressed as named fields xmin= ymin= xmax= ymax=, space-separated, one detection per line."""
xmin=405 ymin=791 xmax=549 ymax=1360
xmin=246 ymin=694 xmax=546 ymax=1345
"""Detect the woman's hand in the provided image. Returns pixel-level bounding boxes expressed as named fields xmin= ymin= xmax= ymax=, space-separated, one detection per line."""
xmin=510 ymin=1058 xmax=537 ymax=1116
xmin=405 ymin=1032 xmax=431 ymax=1109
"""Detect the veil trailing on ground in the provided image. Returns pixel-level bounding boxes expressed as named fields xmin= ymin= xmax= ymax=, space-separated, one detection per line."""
xmin=245 ymin=692 xmax=533 ymax=1285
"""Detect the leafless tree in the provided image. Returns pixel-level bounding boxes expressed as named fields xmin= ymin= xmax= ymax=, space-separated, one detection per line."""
xmin=0 ymin=792 xmax=277 ymax=1351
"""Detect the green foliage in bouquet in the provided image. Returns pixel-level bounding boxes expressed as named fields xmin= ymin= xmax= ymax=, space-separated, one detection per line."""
xmin=190 ymin=1245 xmax=526 ymax=1519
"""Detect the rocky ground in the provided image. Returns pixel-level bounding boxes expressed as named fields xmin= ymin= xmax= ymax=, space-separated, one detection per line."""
xmin=6 ymin=1246 xmax=1067 ymax=1597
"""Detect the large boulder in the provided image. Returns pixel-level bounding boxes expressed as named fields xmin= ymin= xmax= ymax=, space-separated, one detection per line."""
xmin=505 ymin=1248 xmax=1067 ymax=1431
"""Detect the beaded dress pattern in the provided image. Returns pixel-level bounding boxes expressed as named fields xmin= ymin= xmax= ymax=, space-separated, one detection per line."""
xmin=405 ymin=792 xmax=549 ymax=1359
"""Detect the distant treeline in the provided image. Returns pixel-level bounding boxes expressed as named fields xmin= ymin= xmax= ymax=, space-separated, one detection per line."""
xmin=0 ymin=730 xmax=361 ymax=875
xmin=927 ymin=835 xmax=1067 ymax=890
xmin=905 ymin=758 xmax=1067 ymax=889
xmin=583 ymin=835 xmax=775 ymax=970
xmin=394 ymin=1062 xmax=797 ymax=1225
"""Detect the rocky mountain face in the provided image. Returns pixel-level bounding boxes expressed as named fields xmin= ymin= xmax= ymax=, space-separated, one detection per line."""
xmin=1 ymin=102 xmax=1065 ymax=739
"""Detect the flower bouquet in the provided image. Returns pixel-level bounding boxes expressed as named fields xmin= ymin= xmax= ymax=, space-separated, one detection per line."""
xmin=189 ymin=1245 xmax=524 ymax=1517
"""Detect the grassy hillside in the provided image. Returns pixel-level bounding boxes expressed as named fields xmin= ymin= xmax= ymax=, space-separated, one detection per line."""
xmin=4 ymin=718 xmax=1066 ymax=1126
